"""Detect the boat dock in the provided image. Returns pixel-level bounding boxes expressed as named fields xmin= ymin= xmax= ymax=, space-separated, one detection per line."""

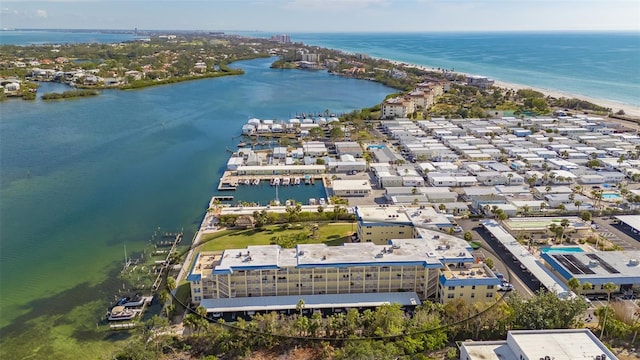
xmin=109 ymin=322 xmax=138 ymax=330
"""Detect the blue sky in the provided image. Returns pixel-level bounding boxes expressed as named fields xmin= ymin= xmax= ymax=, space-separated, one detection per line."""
xmin=1 ymin=0 xmax=639 ymax=32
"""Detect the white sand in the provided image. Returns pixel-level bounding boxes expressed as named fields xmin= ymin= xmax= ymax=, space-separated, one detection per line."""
xmin=390 ymin=60 xmax=640 ymax=118
xmin=493 ymin=80 xmax=640 ymax=118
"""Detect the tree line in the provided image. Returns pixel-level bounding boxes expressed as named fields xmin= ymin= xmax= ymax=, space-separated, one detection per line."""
xmin=113 ymin=291 xmax=596 ymax=360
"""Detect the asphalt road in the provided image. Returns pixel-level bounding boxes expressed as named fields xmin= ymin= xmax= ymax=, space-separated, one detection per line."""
xmin=458 ymin=218 xmax=542 ymax=297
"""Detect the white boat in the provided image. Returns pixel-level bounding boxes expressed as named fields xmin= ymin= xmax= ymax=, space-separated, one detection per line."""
xmin=244 ymin=179 xmax=251 ymax=185
xmin=116 ymin=293 xmax=145 ymax=308
xmin=107 ymin=306 xmax=137 ymax=321
xmin=252 ymin=178 xmax=260 ymax=185
xmin=282 ymin=177 xmax=290 ymax=186
xmin=319 ymin=198 xmax=326 ymax=205
xmin=293 ymin=177 xmax=301 ymax=185
xmin=271 ymin=178 xmax=280 ymax=186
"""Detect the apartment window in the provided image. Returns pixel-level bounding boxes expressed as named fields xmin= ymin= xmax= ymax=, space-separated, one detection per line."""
xmin=194 ymin=296 xmax=201 ymax=302
xmin=471 ymin=293 xmax=475 ymax=298
xmin=471 ymin=285 xmax=476 ymax=290
xmin=486 ymin=293 xmax=494 ymax=298
xmin=447 ymin=294 xmax=454 ymax=299
xmin=487 ymin=285 xmax=494 ymax=289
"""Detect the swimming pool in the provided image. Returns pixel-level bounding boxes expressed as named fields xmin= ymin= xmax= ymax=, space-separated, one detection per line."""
xmin=601 ymin=193 xmax=621 ymax=199
xmin=368 ymin=145 xmax=386 ymax=149
xmin=540 ymin=247 xmax=585 ymax=253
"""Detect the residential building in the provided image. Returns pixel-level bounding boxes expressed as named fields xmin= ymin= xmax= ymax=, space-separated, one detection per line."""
xmin=331 ymin=179 xmax=372 ymax=197
xmin=187 ymin=236 xmax=477 ymax=310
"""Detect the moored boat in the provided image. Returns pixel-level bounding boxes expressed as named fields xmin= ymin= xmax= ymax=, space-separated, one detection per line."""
xmin=107 ymin=306 xmax=137 ymax=321
xmin=293 ymin=177 xmax=301 ymax=185
xmin=282 ymin=177 xmax=290 ymax=186
xmin=116 ymin=293 xmax=145 ymax=308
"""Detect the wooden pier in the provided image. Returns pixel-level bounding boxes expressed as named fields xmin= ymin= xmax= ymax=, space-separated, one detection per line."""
xmin=110 ymin=322 xmax=138 ymax=330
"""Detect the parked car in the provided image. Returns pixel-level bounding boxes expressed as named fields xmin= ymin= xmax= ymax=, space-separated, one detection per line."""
xmin=498 ymin=282 xmax=514 ymax=292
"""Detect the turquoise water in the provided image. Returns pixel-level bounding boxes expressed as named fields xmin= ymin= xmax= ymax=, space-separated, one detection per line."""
xmin=540 ymin=247 xmax=585 ymax=253
xmin=0 ymin=30 xmax=142 ymax=45
xmin=4 ymin=31 xmax=638 ymax=106
xmin=0 ymin=57 xmax=395 ymax=357
xmin=248 ymin=32 xmax=640 ymax=108
xmin=602 ymin=193 xmax=622 ymax=199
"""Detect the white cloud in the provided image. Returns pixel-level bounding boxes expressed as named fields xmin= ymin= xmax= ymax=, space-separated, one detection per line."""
xmin=35 ymin=9 xmax=48 ymax=18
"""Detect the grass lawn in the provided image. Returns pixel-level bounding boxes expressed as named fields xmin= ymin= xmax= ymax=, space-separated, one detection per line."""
xmin=196 ymin=222 xmax=354 ymax=252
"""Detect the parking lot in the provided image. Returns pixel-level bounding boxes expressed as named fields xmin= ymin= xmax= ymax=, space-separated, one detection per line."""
xmin=591 ymin=217 xmax=640 ymax=251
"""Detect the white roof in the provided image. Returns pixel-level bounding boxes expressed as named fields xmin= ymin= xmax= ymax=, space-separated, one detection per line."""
xmin=616 ymin=215 xmax=640 ymax=232
xmin=201 ymin=292 xmax=421 ymax=313
xmin=481 ymin=220 xmax=572 ymax=298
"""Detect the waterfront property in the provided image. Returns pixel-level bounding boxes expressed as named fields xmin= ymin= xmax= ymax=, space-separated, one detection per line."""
xmin=186 ymin=205 xmax=502 ymax=316
xmin=331 ymin=179 xmax=373 ymax=197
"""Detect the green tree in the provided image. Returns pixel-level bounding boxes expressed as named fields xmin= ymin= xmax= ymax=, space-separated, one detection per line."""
xmin=485 ymin=258 xmax=494 ymax=269
xmin=463 ymin=231 xmax=473 ymax=241
xmin=507 ymin=291 xmax=587 ymax=330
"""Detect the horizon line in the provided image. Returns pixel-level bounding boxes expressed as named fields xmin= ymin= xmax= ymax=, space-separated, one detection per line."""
xmin=6 ymin=28 xmax=640 ymax=34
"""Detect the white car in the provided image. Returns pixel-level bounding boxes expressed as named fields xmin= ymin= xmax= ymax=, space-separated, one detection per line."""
xmin=498 ymin=282 xmax=514 ymax=291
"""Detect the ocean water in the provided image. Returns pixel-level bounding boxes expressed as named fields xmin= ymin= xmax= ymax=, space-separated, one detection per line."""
xmin=0 ymin=30 xmax=142 ymax=45
xmin=1 ymin=30 xmax=638 ymax=357
xmin=0 ymin=57 xmax=394 ymax=358
xmin=265 ymin=32 xmax=640 ymax=108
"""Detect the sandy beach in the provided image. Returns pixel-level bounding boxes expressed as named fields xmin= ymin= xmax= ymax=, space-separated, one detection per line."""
xmin=391 ymin=60 xmax=640 ymax=118
xmin=492 ymin=80 xmax=640 ymax=118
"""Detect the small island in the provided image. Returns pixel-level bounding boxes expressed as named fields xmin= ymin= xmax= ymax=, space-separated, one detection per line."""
xmin=41 ymin=89 xmax=99 ymax=100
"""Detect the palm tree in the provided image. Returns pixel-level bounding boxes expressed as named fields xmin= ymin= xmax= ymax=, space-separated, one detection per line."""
xmin=567 ymin=277 xmax=581 ymax=296
xmin=575 ymin=200 xmax=582 ymax=213
xmin=296 ymin=299 xmax=306 ymax=316
xmin=600 ymin=282 xmax=618 ymax=338
xmin=560 ymin=218 xmax=570 ymax=242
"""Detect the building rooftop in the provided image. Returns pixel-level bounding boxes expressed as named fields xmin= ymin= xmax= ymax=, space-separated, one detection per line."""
xmin=461 ymin=329 xmax=618 ymax=360
xmin=200 ymin=292 xmax=421 ymax=313
xmin=332 ymin=179 xmax=372 ymax=191
xmin=481 ymin=220 xmax=571 ymax=298
xmin=541 ymin=249 xmax=640 ymax=285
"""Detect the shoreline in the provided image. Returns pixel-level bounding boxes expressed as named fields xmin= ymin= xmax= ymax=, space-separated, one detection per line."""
xmin=389 ymin=60 xmax=640 ymax=118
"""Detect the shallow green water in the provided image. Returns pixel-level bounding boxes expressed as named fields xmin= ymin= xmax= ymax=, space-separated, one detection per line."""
xmin=0 ymin=58 xmax=394 ymax=358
